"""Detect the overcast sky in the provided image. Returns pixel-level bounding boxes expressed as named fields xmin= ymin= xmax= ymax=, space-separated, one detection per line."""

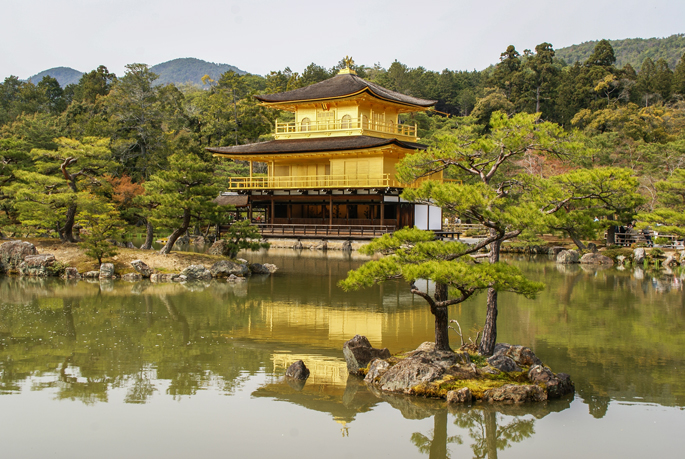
xmin=1 ymin=0 xmax=683 ymax=80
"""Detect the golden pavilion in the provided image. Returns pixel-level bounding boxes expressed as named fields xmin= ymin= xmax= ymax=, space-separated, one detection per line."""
xmin=207 ymin=60 xmax=443 ymax=238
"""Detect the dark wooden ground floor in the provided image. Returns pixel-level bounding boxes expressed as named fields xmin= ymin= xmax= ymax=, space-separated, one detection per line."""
xmin=238 ymin=195 xmax=416 ymax=228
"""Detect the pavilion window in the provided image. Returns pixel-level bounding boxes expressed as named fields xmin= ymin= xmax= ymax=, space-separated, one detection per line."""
xmin=301 ymin=117 xmax=311 ymax=132
xmin=317 ymin=110 xmax=335 ymax=130
xmin=341 ymin=114 xmax=352 ymax=129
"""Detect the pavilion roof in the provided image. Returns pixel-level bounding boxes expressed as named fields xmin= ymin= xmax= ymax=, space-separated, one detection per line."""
xmin=254 ymin=73 xmax=436 ymax=108
xmin=207 ymin=135 xmax=427 ymax=156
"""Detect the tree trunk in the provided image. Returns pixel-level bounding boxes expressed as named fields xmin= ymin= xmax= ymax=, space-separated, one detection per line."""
xmin=429 ymin=410 xmax=448 ymax=459
xmin=480 ymin=288 xmax=498 ymax=355
xmin=62 ymin=202 xmax=78 ymax=243
xmin=141 ymin=220 xmax=154 ymax=250
xmin=160 ymin=209 xmax=190 ymax=255
xmin=485 ymin=410 xmax=499 ymax=459
xmin=433 ymin=282 xmax=451 ymax=351
xmin=606 ymin=225 xmax=616 ymax=246
xmin=479 ymin=236 xmax=501 ymax=355
xmin=570 ymin=233 xmax=587 ymax=250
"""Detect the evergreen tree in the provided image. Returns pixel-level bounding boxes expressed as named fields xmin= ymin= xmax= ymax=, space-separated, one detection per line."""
xmin=339 ymin=228 xmax=543 ymax=351
xmin=143 ymin=152 xmax=220 ymax=255
xmin=672 ymin=53 xmax=685 ymax=96
xmin=638 ymin=169 xmax=685 ymax=237
xmin=11 ymin=137 xmax=115 ymax=242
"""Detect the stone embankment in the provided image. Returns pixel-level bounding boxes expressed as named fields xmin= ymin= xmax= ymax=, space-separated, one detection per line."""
xmin=0 ymin=240 xmax=277 ymax=282
xmin=343 ymin=335 xmax=574 ymax=404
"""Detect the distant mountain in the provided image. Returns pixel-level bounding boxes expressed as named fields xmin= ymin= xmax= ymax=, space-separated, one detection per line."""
xmin=28 ymin=67 xmax=83 ymax=87
xmin=556 ymin=34 xmax=685 ymax=69
xmin=150 ymin=58 xmax=248 ymax=86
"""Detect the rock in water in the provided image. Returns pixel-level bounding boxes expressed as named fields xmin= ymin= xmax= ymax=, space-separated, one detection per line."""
xmin=249 ymin=263 xmax=273 ymax=274
xmin=285 ymin=360 xmax=310 ymax=380
xmin=121 ymin=273 xmax=142 ymax=282
xmin=556 ymin=250 xmax=580 ymax=264
xmin=343 ymin=335 xmax=391 ymax=375
xmin=211 ymin=260 xmax=249 ymax=278
xmin=580 ymin=253 xmax=614 ymax=265
xmin=528 ymin=365 xmax=574 ymax=398
xmin=0 ymin=240 xmax=38 ymax=273
xmin=180 ymin=264 xmax=212 ymax=281
xmin=446 ymin=387 xmax=473 ymax=404
xmin=131 ymin=259 xmax=153 ymax=278
xmin=262 ymin=263 xmax=278 ymax=274
xmin=62 ymin=267 xmax=80 ymax=279
xmin=99 ymin=263 xmax=115 ymax=279
xmin=19 ymin=254 xmax=59 ymax=277
xmin=364 ymin=359 xmax=390 ymax=384
xmin=633 ymin=248 xmax=646 ymax=264
xmin=482 ymin=384 xmax=547 ymax=403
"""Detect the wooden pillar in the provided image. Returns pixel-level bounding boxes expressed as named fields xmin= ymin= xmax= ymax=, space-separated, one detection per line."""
xmin=329 ymin=195 xmax=333 ymax=227
xmin=380 ymin=198 xmax=385 ymax=227
xmin=248 ymin=200 xmax=253 ymax=222
xmin=271 ymin=198 xmax=275 ymax=225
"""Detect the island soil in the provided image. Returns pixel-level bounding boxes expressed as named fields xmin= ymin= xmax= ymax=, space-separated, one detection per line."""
xmin=26 ymin=238 xmax=226 ymax=274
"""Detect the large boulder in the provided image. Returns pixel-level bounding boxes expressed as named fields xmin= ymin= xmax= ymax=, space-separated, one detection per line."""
xmin=548 ymin=246 xmax=567 ymax=257
xmin=180 ymin=264 xmax=212 ymax=281
xmin=99 ymin=263 xmax=115 ymax=279
xmin=208 ymin=239 xmax=232 ymax=256
xmin=18 ymin=254 xmax=60 ymax=277
xmin=377 ymin=355 xmax=444 ymax=393
xmin=210 ymin=260 xmax=249 ymax=278
xmin=364 ymin=359 xmax=390 ymax=384
xmin=0 ymin=240 xmax=38 ymax=273
xmin=62 ymin=267 xmax=80 ymax=279
xmin=664 ymin=255 xmax=679 ymax=267
xmin=487 ymin=354 xmax=522 ymax=373
xmin=121 ymin=273 xmax=142 ymax=282
xmin=556 ymin=250 xmax=580 ymax=264
xmin=580 ymin=253 xmax=614 ymax=265
xmin=150 ymin=273 xmax=178 ymax=283
xmin=633 ymin=248 xmax=646 ymax=264
xmin=285 ymin=360 xmax=310 ymax=380
xmin=482 ymin=384 xmax=547 ymax=403
xmin=249 ymin=263 xmax=277 ymax=275
xmin=343 ymin=335 xmax=391 ymax=375
xmin=446 ymin=387 xmax=473 ymax=404
xmin=130 ymin=259 xmax=153 ymax=278
xmin=528 ymin=365 xmax=574 ymax=399
xmin=84 ymin=270 xmax=100 ymax=279
xmin=492 ymin=343 xmax=542 ymax=367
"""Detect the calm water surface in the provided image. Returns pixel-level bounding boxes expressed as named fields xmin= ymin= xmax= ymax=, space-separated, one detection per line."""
xmin=1 ymin=250 xmax=684 ymax=458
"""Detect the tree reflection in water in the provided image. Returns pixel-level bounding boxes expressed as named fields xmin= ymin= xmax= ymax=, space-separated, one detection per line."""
xmin=411 ymin=410 xmax=462 ymax=458
xmin=410 ymin=400 xmax=571 ymax=459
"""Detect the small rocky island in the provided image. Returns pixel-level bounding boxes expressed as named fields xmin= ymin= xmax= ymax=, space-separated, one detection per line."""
xmin=343 ymin=335 xmax=574 ymax=404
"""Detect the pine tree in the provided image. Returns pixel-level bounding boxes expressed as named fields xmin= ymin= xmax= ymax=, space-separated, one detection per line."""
xmin=143 ymin=152 xmax=219 ymax=254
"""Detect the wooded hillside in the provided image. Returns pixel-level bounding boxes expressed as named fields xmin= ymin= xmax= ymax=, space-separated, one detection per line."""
xmin=556 ymin=34 xmax=685 ymax=69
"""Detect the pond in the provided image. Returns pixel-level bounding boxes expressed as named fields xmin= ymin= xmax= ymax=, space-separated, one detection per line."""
xmin=1 ymin=249 xmax=684 ymax=458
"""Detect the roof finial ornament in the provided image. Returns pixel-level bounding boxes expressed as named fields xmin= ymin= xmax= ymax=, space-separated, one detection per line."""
xmin=338 ymin=56 xmax=357 ymax=75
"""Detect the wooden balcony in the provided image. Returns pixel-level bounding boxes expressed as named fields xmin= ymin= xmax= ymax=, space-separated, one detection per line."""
xmin=274 ymin=117 xmax=418 ymax=141
xmin=224 ymin=173 xmax=438 ymax=190
xmin=256 ymin=223 xmax=396 ymax=239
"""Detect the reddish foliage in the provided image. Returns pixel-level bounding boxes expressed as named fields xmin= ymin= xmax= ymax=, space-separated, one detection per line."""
xmin=106 ymin=175 xmax=145 ymax=207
